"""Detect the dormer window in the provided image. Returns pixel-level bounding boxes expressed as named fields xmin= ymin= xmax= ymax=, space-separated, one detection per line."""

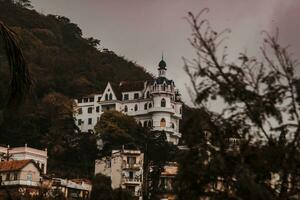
xmin=144 ymin=103 xmax=148 ymax=110
xmin=109 ymin=93 xmax=113 ymax=100
xmin=134 ymin=93 xmax=139 ymax=99
xmin=105 ymin=94 xmax=108 ymax=101
xmin=123 ymin=94 xmax=129 ymax=101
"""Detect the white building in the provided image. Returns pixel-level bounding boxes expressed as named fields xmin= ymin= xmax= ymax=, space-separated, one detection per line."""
xmin=74 ymin=58 xmax=183 ymax=145
xmin=95 ymin=149 xmax=144 ymax=200
xmin=0 ymin=144 xmax=48 ymax=174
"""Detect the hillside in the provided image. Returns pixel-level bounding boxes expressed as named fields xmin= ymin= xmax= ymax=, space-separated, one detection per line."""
xmin=0 ymin=0 xmax=153 ymax=177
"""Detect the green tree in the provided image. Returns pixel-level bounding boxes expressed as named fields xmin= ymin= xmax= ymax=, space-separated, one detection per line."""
xmin=176 ymin=9 xmax=300 ymax=200
xmin=91 ymin=174 xmax=113 ymax=200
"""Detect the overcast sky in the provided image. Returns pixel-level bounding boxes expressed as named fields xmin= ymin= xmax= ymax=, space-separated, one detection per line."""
xmin=30 ymin=0 xmax=300 ymax=106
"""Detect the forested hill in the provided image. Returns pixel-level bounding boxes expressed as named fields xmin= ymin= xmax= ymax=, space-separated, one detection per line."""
xmin=0 ymin=0 xmax=154 ymax=176
xmin=0 ymin=0 xmax=152 ymax=101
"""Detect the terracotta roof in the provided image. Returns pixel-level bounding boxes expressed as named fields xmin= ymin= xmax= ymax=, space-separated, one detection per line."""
xmin=119 ymin=81 xmax=145 ymax=92
xmin=161 ymin=165 xmax=178 ymax=177
xmin=71 ymin=178 xmax=92 ymax=185
xmin=0 ymin=160 xmax=34 ymax=172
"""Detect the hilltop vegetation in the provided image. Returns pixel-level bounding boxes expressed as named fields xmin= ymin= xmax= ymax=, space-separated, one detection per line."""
xmin=0 ymin=0 xmax=153 ymax=177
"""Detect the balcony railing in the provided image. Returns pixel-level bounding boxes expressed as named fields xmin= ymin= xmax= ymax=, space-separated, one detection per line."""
xmin=1 ymin=180 xmax=40 ymax=187
xmin=122 ymin=163 xmax=141 ymax=170
xmin=123 ymin=177 xmax=142 ymax=184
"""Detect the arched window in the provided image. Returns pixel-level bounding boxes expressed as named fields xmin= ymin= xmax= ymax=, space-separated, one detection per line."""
xmin=146 ymin=91 xmax=150 ymax=98
xmin=144 ymin=103 xmax=148 ymax=110
xmin=143 ymin=121 xmax=147 ymax=127
xmin=160 ymin=118 xmax=166 ymax=128
xmin=124 ymin=105 xmax=128 ymax=112
xmin=148 ymin=120 xmax=152 ymax=128
xmin=138 ymin=121 xmax=142 ymax=127
xmin=149 ymin=103 xmax=152 ymax=108
xmin=161 ymin=98 xmax=166 ymax=107
xmin=163 ymin=84 xmax=167 ymax=91
xmin=105 ymin=94 xmax=108 ymax=101
xmin=171 ymin=123 xmax=175 ymax=129
xmin=109 ymin=93 xmax=113 ymax=100
xmin=134 ymin=104 xmax=138 ymax=111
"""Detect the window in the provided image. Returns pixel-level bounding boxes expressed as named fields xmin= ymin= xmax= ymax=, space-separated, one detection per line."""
xmin=124 ymin=105 xmax=128 ymax=112
xmin=41 ymin=163 xmax=45 ymax=172
xmin=134 ymin=104 xmax=138 ymax=111
xmin=26 ymin=173 xmax=32 ymax=181
xmin=78 ymin=108 xmax=82 ymax=114
xmin=160 ymin=118 xmax=166 ymax=128
xmin=84 ymin=98 xmax=88 ymax=103
xmin=109 ymin=93 xmax=113 ymax=100
xmin=98 ymin=97 xmax=101 ymax=102
xmin=105 ymin=94 xmax=108 ymax=101
xmin=123 ymin=94 xmax=129 ymax=100
xmin=161 ymin=98 xmax=166 ymax=107
xmin=78 ymin=119 xmax=83 ymax=125
xmin=88 ymin=107 xmax=93 ymax=113
xmin=78 ymin=98 xmax=82 ymax=103
xmin=143 ymin=121 xmax=147 ymax=127
xmin=13 ymin=173 xmax=18 ymax=180
xmin=149 ymin=103 xmax=152 ymax=108
xmin=171 ymin=123 xmax=175 ymax=129
xmin=6 ymin=173 xmax=10 ymax=181
xmin=88 ymin=118 xmax=92 ymax=125
xmin=180 ymin=107 xmax=182 ymax=114
xmin=127 ymin=157 xmax=136 ymax=165
xmin=134 ymin=93 xmax=139 ymax=99
xmin=163 ymin=84 xmax=167 ymax=91
xmin=96 ymin=106 xmax=100 ymax=113
xmin=148 ymin=121 xmax=152 ymax=127
xmin=89 ymin=97 xmax=94 ymax=102
xmin=146 ymin=91 xmax=150 ymax=98
xmin=129 ymin=171 xmax=134 ymax=179
xmin=144 ymin=103 xmax=147 ymax=110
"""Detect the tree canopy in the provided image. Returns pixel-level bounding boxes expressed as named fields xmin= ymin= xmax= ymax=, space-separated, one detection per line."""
xmin=176 ymin=9 xmax=300 ymax=200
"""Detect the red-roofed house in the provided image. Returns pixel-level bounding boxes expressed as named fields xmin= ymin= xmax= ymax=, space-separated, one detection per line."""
xmin=0 ymin=160 xmax=43 ymax=199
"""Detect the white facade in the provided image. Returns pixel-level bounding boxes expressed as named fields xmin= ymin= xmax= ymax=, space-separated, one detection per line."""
xmin=95 ymin=149 xmax=144 ymax=200
xmin=0 ymin=144 xmax=48 ymax=174
xmin=74 ymin=59 xmax=183 ymax=145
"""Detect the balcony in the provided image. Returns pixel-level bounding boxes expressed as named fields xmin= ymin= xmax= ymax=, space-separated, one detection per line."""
xmin=1 ymin=180 xmax=40 ymax=187
xmin=123 ymin=177 xmax=142 ymax=185
xmin=148 ymin=107 xmax=175 ymax=114
xmin=122 ymin=163 xmax=141 ymax=170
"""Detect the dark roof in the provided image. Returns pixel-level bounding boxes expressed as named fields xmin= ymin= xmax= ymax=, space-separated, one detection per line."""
xmin=119 ymin=81 xmax=145 ymax=92
xmin=110 ymin=83 xmax=122 ymax=100
xmin=151 ymin=77 xmax=174 ymax=85
xmin=0 ymin=160 xmax=37 ymax=172
xmin=158 ymin=59 xmax=167 ymax=70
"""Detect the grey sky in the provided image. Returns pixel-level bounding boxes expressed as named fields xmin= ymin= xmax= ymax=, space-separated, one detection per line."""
xmin=30 ymin=0 xmax=300 ymax=106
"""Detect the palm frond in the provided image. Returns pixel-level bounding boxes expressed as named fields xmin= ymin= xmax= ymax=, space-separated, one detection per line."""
xmin=0 ymin=21 xmax=31 ymax=108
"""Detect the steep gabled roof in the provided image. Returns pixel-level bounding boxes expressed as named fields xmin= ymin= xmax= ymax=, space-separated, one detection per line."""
xmin=0 ymin=160 xmax=37 ymax=172
xmin=119 ymin=81 xmax=145 ymax=92
xmin=110 ymin=82 xmax=122 ymax=100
